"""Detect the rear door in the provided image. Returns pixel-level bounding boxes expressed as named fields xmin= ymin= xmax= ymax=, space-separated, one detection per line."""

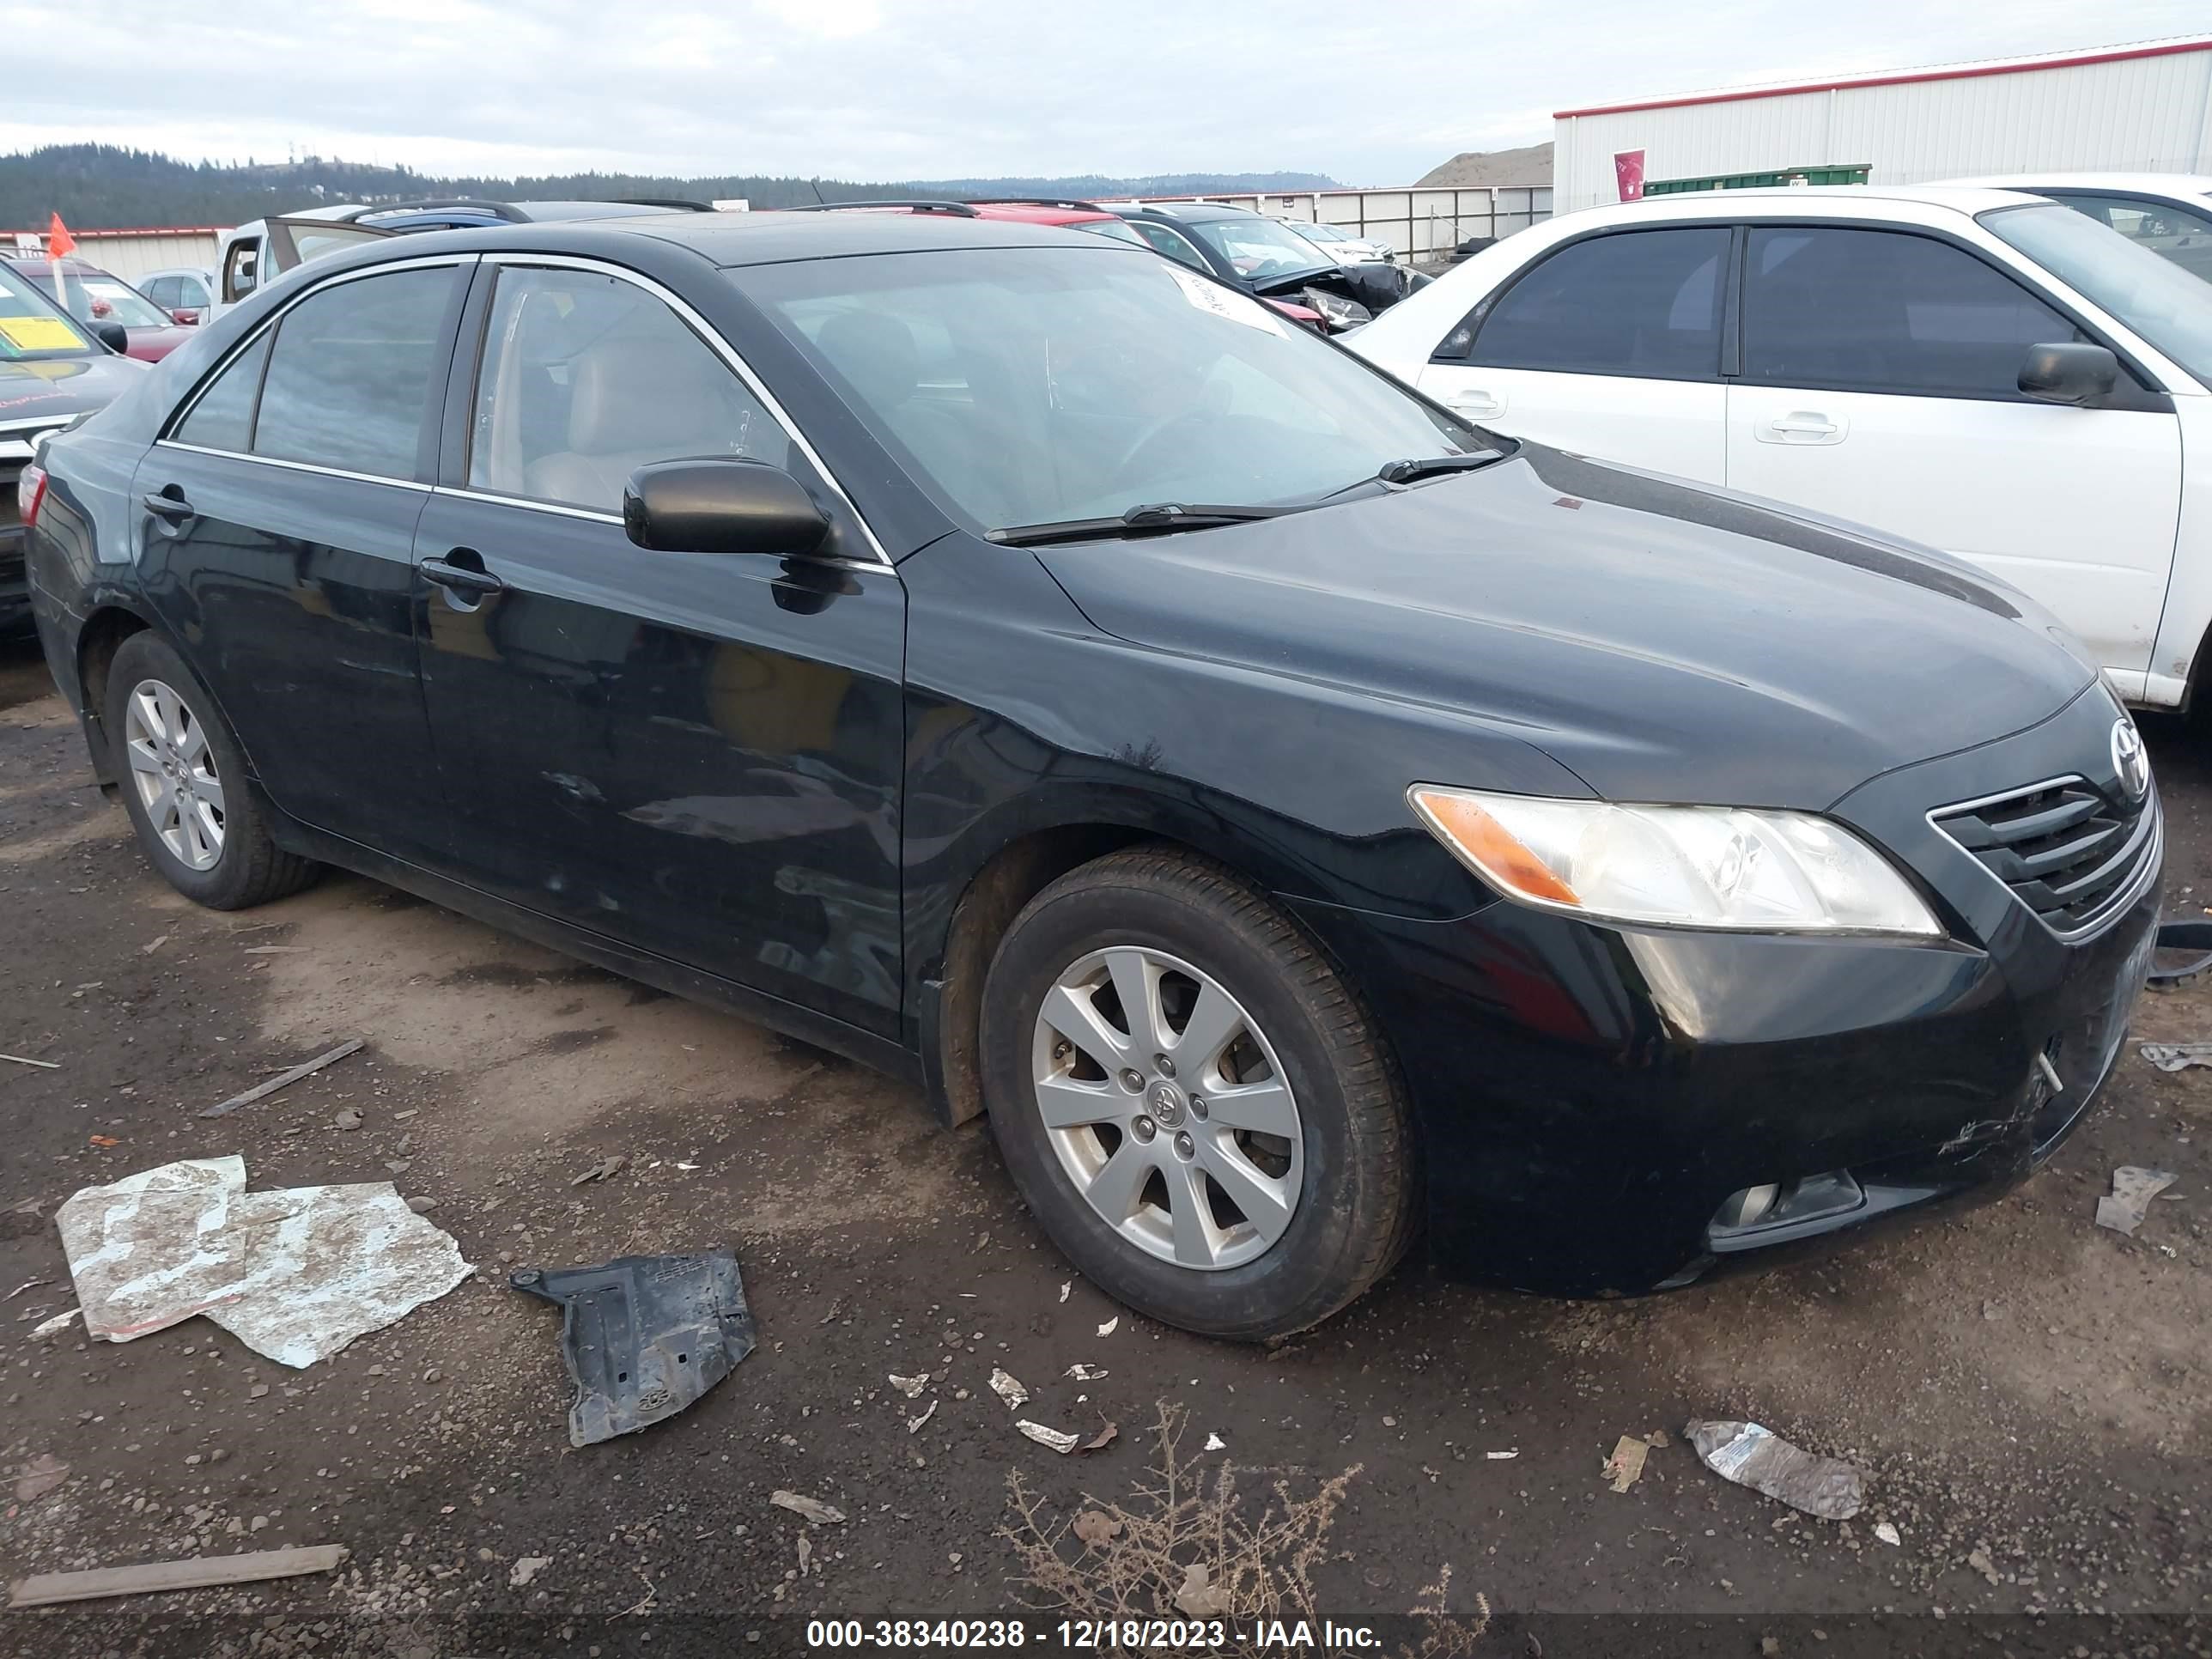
xmin=411 ymin=258 xmax=908 ymax=1034
xmin=1416 ymin=225 xmax=1730 ymax=484
xmin=1723 ymin=224 xmax=2181 ymax=681
xmin=134 ymin=258 xmax=469 ymax=866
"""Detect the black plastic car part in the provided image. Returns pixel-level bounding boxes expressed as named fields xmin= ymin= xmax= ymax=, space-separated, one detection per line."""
xmin=511 ymin=1251 xmax=757 ymax=1446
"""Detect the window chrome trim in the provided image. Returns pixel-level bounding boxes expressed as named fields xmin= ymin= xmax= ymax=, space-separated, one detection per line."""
xmin=477 ymin=251 xmax=893 ymax=565
xmin=155 ymin=439 xmax=434 ymax=493
xmin=428 ymin=484 xmax=620 ymax=526
xmin=161 ymin=252 xmax=481 ymax=461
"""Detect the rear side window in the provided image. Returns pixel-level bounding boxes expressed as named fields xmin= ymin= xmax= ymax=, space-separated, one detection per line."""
xmin=466 ymin=266 xmax=789 ymax=514
xmin=252 ymin=268 xmax=453 ymax=478
xmin=173 ymin=333 xmax=272 ymax=452
xmin=142 ymin=276 xmax=178 ymax=308
xmin=1741 ymin=227 xmax=2079 ymax=398
xmin=1456 ymin=228 xmax=1727 ymax=379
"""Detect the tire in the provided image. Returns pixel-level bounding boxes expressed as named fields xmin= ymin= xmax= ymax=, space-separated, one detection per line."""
xmin=104 ymin=631 xmax=319 ymax=910
xmin=981 ymin=846 xmax=1416 ymax=1340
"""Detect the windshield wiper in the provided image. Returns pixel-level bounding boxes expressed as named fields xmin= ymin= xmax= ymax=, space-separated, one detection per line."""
xmin=1376 ymin=453 xmax=1507 ymax=485
xmin=988 ymin=502 xmax=1292 ymax=548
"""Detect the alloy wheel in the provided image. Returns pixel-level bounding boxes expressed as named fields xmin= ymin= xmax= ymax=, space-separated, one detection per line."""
xmin=123 ymin=677 xmax=225 ymax=872
xmin=1030 ymin=945 xmax=1304 ymax=1270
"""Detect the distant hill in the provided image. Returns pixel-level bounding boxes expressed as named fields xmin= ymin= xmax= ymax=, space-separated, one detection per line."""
xmin=1416 ymin=143 xmax=1553 ymax=189
xmin=0 ymin=145 xmax=1345 ymax=229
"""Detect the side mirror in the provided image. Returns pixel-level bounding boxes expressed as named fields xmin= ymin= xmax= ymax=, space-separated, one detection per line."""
xmin=172 ymin=308 xmax=200 ymax=325
xmin=623 ymin=459 xmax=831 ymax=556
xmin=2019 ymin=342 xmax=2118 ymax=406
xmin=94 ymin=322 xmax=131 ymax=355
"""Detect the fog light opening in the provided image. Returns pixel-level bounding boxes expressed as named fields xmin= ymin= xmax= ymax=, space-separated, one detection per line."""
xmin=1707 ymin=1170 xmax=1869 ymax=1246
xmin=1715 ymin=1182 xmax=1781 ymax=1231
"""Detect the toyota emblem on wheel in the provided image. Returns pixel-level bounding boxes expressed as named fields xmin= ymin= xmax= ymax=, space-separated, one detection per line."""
xmin=2112 ymin=720 xmax=2149 ymax=801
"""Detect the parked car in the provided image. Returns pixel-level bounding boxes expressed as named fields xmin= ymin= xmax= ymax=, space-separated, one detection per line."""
xmin=1101 ymin=201 xmax=1404 ymax=329
xmin=1 ymin=261 xmax=145 ymax=630
xmin=1942 ymin=173 xmax=2212 ymax=286
xmin=3 ymin=257 xmax=195 ymax=361
xmin=138 ymin=266 xmax=218 ymax=324
xmin=1348 ymin=185 xmax=2212 ymax=709
xmin=1271 ymin=216 xmax=1396 ymax=266
xmin=211 ymin=198 xmax=712 ymax=315
xmin=26 ymin=211 xmax=2160 ymax=1335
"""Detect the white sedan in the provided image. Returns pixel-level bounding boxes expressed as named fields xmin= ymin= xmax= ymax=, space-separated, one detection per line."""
xmin=1942 ymin=173 xmax=2212 ymax=288
xmin=1273 ymin=217 xmax=1396 ymax=266
xmin=1346 ymin=185 xmax=2212 ymax=708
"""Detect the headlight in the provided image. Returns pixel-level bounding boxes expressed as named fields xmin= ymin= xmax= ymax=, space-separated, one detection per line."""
xmin=1301 ymin=289 xmax=1372 ymax=329
xmin=1408 ymin=786 xmax=1942 ymax=937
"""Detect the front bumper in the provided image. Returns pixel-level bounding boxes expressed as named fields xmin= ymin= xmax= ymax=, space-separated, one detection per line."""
xmin=1291 ymin=684 xmax=2162 ymax=1297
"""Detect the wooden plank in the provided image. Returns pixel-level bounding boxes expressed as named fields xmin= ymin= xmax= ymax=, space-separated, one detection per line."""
xmin=9 ymin=1544 xmax=349 ymax=1607
xmin=198 ymin=1040 xmax=362 ymax=1119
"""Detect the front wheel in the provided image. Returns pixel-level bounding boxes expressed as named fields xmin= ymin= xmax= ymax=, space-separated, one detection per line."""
xmin=981 ymin=847 xmax=1416 ymax=1340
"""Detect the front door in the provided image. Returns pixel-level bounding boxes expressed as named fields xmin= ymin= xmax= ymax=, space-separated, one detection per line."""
xmin=1417 ymin=224 xmax=1731 ymax=485
xmin=133 ymin=260 xmax=466 ymax=866
xmin=413 ymin=260 xmax=908 ymax=1034
xmin=1724 ymin=225 xmax=2182 ymax=682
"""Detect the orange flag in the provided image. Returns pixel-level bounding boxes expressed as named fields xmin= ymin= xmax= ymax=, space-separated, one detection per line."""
xmin=46 ymin=212 xmax=76 ymax=258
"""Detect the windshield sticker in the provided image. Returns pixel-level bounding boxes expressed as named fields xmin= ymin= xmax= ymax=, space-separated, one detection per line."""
xmin=1163 ymin=267 xmax=1285 ymax=336
xmin=0 ymin=314 xmax=81 ymax=351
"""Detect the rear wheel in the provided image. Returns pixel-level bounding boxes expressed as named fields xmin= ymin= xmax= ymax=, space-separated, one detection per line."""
xmin=981 ymin=847 xmax=1415 ymax=1340
xmin=105 ymin=631 xmax=319 ymax=909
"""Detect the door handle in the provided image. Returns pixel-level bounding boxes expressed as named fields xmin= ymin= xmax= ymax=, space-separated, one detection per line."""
xmin=1754 ymin=410 xmax=1847 ymax=445
xmin=420 ymin=556 xmax=506 ymax=597
xmin=141 ymin=489 xmax=196 ymax=531
xmin=1446 ymin=391 xmax=1505 ymax=419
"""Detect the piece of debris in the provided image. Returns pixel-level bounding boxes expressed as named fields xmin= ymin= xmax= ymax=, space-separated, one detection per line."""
xmin=1079 ymin=1420 xmax=1119 ymax=1454
xmin=58 ymin=1155 xmax=471 ymax=1367
xmin=1967 ymin=1547 xmax=1998 ymax=1585
xmin=988 ymin=1367 xmax=1029 ymax=1410
xmin=142 ymin=935 xmax=169 ymax=955
xmin=568 ymin=1155 xmax=627 ymax=1187
xmin=1603 ymin=1435 xmax=1649 ymax=1492
xmin=405 ymin=1196 xmax=437 ymax=1213
xmin=31 ymin=1309 xmax=80 ymax=1339
xmin=888 ymin=1372 xmax=929 ymax=1397
xmin=1686 ymin=1419 xmax=1864 ymax=1520
xmin=1064 ymin=1362 xmax=1107 ymax=1381
xmin=7 ymin=1544 xmax=349 ymax=1608
xmin=1203 ymin=1431 xmax=1226 ymax=1451
xmin=906 ymin=1400 xmax=938 ymax=1435
xmin=3 ymin=1278 xmax=50 ymax=1301
xmin=332 ymin=1109 xmax=362 ymax=1132
xmin=1059 ymin=1280 xmax=1071 ymax=1304
xmin=198 ymin=1039 xmax=363 ymax=1119
xmin=2140 ymin=1041 xmax=2212 ymax=1072
xmin=2095 ymin=1166 xmax=2178 ymax=1237
xmin=1174 ymin=1561 xmax=1230 ymax=1620
xmin=1645 ymin=1429 xmax=1671 ymax=1449
xmin=1097 ymin=1316 xmax=1118 ymax=1337
xmin=796 ymin=1534 xmax=813 ymax=1577
xmin=14 ymin=1455 xmax=68 ymax=1503
xmin=88 ymin=1134 xmax=119 ymax=1147
xmin=1072 ymin=1510 xmax=1121 ymax=1548
xmin=1875 ymin=1522 xmax=1901 ymax=1547
xmin=509 ymin=1556 xmax=551 ymax=1589
xmin=1485 ymin=1449 xmax=1519 ymax=1460
xmin=1 ymin=1053 xmax=60 ymax=1070
xmin=243 ymin=945 xmax=305 ymax=955
xmin=512 ymin=1250 xmax=755 ymax=1447
xmin=770 ymin=1491 xmax=846 ymax=1526
xmin=1017 ymin=1420 xmax=1080 ymax=1454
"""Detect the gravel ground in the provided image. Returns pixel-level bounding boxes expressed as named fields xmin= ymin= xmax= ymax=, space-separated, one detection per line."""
xmin=1 ymin=635 xmax=2206 ymax=1657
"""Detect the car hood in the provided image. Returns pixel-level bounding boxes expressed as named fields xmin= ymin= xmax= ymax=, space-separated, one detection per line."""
xmin=0 ymin=352 xmax=147 ymax=425
xmin=124 ymin=325 xmax=192 ymax=362
xmin=1036 ymin=443 xmax=2097 ymax=810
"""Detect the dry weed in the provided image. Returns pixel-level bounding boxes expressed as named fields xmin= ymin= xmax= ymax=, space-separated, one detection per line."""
xmin=1000 ymin=1402 xmax=1486 ymax=1658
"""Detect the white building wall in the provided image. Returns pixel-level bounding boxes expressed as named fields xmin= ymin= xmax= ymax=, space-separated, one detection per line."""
xmin=1555 ymin=40 xmax=2212 ymax=210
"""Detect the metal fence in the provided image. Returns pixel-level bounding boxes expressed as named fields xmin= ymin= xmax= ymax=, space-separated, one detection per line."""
xmin=1151 ymin=185 xmax=1554 ymax=263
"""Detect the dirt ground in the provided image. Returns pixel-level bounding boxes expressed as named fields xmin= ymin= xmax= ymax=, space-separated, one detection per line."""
xmin=2 ymin=633 xmax=2207 ymax=1658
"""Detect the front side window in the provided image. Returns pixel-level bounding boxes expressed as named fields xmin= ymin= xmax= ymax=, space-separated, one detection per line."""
xmin=1462 ymin=227 xmax=1727 ymax=380
xmin=252 ymin=267 xmax=453 ymax=478
xmin=467 ymin=266 xmax=791 ymax=514
xmin=222 ymin=240 xmax=258 ymax=303
xmin=1127 ymin=221 xmax=1209 ymax=271
xmin=1742 ymin=226 xmax=2078 ymax=398
xmin=1981 ymin=201 xmax=2212 ymax=386
xmin=741 ymin=245 xmax=1492 ymax=532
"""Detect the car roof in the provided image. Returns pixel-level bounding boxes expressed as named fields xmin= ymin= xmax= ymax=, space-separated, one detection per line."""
xmin=1936 ymin=172 xmax=2212 ymax=200
xmin=3 ymin=255 xmax=125 ymax=276
xmin=1547 ymin=183 xmax=2051 ymax=230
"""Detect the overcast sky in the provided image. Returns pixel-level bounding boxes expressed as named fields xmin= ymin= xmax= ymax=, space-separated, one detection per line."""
xmin=1 ymin=0 xmax=2205 ymax=185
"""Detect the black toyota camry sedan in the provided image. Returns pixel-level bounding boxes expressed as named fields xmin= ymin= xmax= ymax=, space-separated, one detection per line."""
xmin=21 ymin=210 xmax=2160 ymax=1339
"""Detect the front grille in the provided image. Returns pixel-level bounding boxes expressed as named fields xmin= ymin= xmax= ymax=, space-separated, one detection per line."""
xmin=1932 ymin=776 xmax=2156 ymax=935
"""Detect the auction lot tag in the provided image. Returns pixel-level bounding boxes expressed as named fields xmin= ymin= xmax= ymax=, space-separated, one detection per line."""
xmin=1163 ymin=266 xmax=1284 ymax=335
xmin=0 ymin=314 xmax=81 ymax=351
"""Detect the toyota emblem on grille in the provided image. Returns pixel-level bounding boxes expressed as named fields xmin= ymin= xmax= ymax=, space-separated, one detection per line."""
xmin=2112 ymin=719 xmax=2149 ymax=801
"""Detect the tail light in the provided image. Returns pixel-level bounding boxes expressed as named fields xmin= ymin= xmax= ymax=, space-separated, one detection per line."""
xmin=17 ymin=459 xmax=48 ymax=530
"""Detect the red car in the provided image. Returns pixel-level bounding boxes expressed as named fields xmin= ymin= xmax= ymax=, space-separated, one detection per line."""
xmin=3 ymin=258 xmax=196 ymax=362
xmin=792 ymin=199 xmax=1331 ymax=331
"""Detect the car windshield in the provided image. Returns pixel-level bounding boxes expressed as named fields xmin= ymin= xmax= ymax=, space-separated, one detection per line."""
xmin=31 ymin=268 xmax=170 ymax=329
xmin=0 ymin=263 xmax=98 ymax=360
xmin=1295 ymin=222 xmax=1350 ymax=242
xmin=1179 ymin=215 xmax=1334 ymax=281
xmin=740 ymin=246 xmax=1495 ymax=533
xmin=1980 ymin=202 xmax=2212 ymax=386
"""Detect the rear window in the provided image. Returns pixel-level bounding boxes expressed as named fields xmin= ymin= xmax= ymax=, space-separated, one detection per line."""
xmin=251 ymin=268 xmax=453 ymax=478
